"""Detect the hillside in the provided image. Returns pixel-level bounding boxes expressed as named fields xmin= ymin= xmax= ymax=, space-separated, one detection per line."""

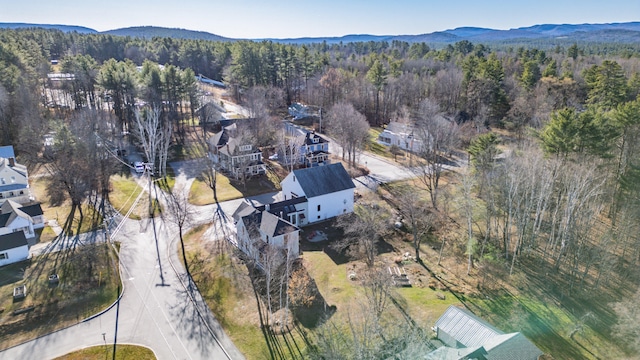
xmin=101 ymin=26 xmax=231 ymax=41
xmin=0 ymin=22 xmax=97 ymax=33
xmin=1 ymin=21 xmax=639 ymax=45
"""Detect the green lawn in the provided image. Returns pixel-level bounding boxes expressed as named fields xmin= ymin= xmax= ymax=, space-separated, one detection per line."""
xmin=54 ymin=345 xmax=156 ymax=360
xmin=189 ymin=172 xmax=280 ymax=205
xmin=109 ymin=174 xmax=164 ymax=219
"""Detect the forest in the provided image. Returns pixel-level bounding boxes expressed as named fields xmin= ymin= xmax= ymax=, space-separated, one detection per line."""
xmin=1 ymin=27 xmax=640 ymax=357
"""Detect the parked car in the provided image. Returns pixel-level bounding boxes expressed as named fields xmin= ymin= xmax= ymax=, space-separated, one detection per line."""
xmin=134 ymin=161 xmax=145 ymax=174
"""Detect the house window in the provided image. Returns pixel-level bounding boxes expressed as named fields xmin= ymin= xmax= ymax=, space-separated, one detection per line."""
xmin=19 ymin=191 xmax=23 ymax=195
xmin=0 ymin=253 xmax=7 ymax=260
xmin=9 ymin=192 xmax=14 ymax=196
xmin=313 ymin=137 xmax=319 ymax=144
xmin=291 ymin=192 xmax=298 ymax=199
xmin=11 ymin=176 xmax=15 ymax=183
xmin=317 ymin=205 xmax=321 ymax=211
xmin=0 ymin=193 xmax=3 ymax=198
xmin=0 ymin=178 xmax=4 ymax=184
xmin=239 ymin=144 xmax=252 ymax=151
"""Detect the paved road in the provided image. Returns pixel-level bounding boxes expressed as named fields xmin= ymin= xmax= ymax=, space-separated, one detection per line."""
xmin=1 ymin=192 xmax=244 ymax=360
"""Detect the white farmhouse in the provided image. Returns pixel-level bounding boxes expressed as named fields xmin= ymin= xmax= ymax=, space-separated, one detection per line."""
xmin=0 ymin=231 xmax=29 ymax=267
xmin=0 ymin=146 xmax=31 ymax=205
xmin=234 ymin=207 xmax=300 ymax=269
xmin=281 ymin=163 xmax=355 ymax=225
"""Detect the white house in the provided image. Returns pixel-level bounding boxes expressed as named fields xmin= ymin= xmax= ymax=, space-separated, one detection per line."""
xmin=0 ymin=200 xmax=45 ymax=240
xmin=0 ymin=231 xmax=29 ymax=267
xmin=208 ymin=126 xmax=266 ymax=179
xmin=278 ymin=123 xmax=330 ymax=168
xmin=301 ymin=132 xmax=330 ymax=167
xmin=234 ymin=206 xmax=300 ymax=269
xmin=0 ymin=146 xmax=31 ymax=205
xmin=428 ymin=305 xmax=544 ymax=360
xmin=281 ymin=163 xmax=355 ymax=225
xmin=377 ymin=122 xmax=426 ymax=153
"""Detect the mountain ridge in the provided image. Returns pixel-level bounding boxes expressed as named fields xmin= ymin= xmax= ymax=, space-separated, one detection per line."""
xmin=0 ymin=21 xmax=639 ymax=44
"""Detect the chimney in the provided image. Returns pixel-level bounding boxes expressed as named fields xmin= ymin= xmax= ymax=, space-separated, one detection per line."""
xmin=8 ymin=157 xmax=15 ymax=167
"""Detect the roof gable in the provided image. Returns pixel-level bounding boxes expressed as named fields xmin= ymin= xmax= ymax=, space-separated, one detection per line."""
xmin=0 ymin=231 xmax=28 ymax=251
xmin=290 ymin=163 xmax=354 ymax=198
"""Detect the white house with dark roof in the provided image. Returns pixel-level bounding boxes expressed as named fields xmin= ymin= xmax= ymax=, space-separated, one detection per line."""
xmin=0 ymin=231 xmax=29 ymax=267
xmin=234 ymin=206 xmax=300 ymax=268
xmin=301 ymin=131 xmax=330 ymax=167
xmin=0 ymin=146 xmax=31 ymax=205
xmin=0 ymin=200 xmax=44 ymax=240
xmin=281 ymin=162 xmax=355 ymax=225
xmin=208 ymin=126 xmax=266 ymax=179
xmin=429 ymin=305 xmax=544 ymax=360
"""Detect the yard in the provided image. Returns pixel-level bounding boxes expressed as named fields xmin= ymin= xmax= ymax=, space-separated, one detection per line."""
xmin=30 ymin=177 xmax=103 ymax=236
xmin=188 ymin=171 xmax=281 ymax=205
xmin=0 ymin=243 xmax=120 ymax=350
xmin=109 ymin=173 xmax=163 ymax=219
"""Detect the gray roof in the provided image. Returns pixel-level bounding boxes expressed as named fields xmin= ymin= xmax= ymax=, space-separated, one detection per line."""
xmin=483 ymin=332 xmax=543 ymax=360
xmin=0 ymin=231 xmax=28 ymax=251
xmin=303 ymin=132 xmax=328 ymax=146
xmin=0 ymin=145 xmax=15 ymax=159
xmin=241 ymin=211 xmax=299 ymax=240
xmin=292 ymin=163 xmax=355 ymax=198
xmin=435 ymin=305 xmax=503 ymax=347
xmin=433 ymin=306 xmax=543 ymax=360
xmin=19 ymin=203 xmax=43 ymax=217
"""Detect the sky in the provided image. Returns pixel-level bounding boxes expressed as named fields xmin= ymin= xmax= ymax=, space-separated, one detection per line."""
xmin=1 ymin=0 xmax=639 ymax=39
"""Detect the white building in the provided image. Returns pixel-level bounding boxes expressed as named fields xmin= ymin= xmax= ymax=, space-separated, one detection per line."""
xmin=208 ymin=126 xmax=266 ymax=179
xmin=0 ymin=200 xmax=45 ymax=240
xmin=0 ymin=146 xmax=31 ymax=205
xmin=0 ymin=231 xmax=29 ymax=267
xmin=234 ymin=206 xmax=300 ymax=269
xmin=281 ymin=163 xmax=355 ymax=225
xmin=376 ymin=122 xmax=426 ymax=153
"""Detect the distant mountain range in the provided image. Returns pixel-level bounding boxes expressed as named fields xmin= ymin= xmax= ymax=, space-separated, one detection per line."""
xmin=1 ymin=21 xmax=639 ymax=44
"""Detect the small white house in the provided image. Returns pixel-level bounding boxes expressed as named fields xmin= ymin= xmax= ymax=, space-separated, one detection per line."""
xmin=281 ymin=163 xmax=355 ymax=224
xmin=0 ymin=146 xmax=31 ymax=205
xmin=0 ymin=200 xmax=45 ymax=240
xmin=377 ymin=122 xmax=426 ymax=153
xmin=0 ymin=231 xmax=29 ymax=267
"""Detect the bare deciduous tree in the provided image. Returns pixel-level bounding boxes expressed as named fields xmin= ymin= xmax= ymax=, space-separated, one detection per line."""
xmin=326 ymin=102 xmax=370 ymax=168
xmin=413 ymin=98 xmax=460 ymax=210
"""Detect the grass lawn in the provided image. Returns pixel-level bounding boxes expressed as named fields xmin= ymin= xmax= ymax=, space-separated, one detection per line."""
xmin=54 ymin=344 xmax=156 ymax=360
xmin=0 ymin=243 xmax=120 ymax=350
xmin=109 ymin=174 xmax=164 ymax=220
xmin=180 ymin=224 xmax=273 ymax=359
xmin=367 ymin=127 xmax=393 ymax=159
xmin=181 ymin=220 xmax=461 ymax=359
xmin=189 ymin=173 xmax=280 ymax=205
xmin=30 ymin=177 xmax=103 ymax=236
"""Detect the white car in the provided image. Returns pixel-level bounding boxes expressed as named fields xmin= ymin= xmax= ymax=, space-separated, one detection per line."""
xmin=134 ymin=162 xmax=145 ymax=174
